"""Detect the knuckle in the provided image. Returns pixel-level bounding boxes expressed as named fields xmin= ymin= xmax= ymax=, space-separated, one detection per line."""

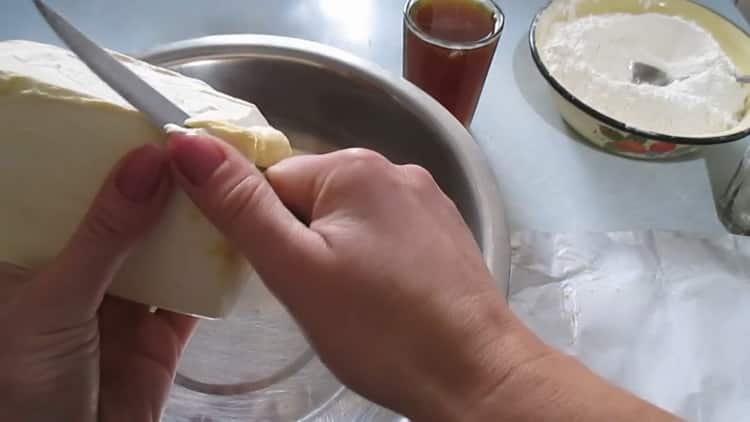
xmin=327 ymin=149 xmax=393 ymax=191
xmin=0 ymin=262 xmax=32 ymax=281
xmin=81 ymin=202 xmax=133 ymax=243
xmin=343 ymin=148 xmax=387 ymax=164
xmin=218 ymin=174 xmax=272 ymax=227
xmin=342 ymin=148 xmax=390 ymax=175
xmin=443 ymin=194 xmax=464 ymax=220
xmin=402 ymin=164 xmax=437 ymax=191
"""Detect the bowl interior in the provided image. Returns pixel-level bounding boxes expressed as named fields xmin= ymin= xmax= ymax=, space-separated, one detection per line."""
xmin=172 ymin=57 xmax=483 ymax=238
xmin=532 ymin=0 xmax=750 ymax=140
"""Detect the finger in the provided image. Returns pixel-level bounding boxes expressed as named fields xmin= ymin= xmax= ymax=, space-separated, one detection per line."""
xmin=0 ymin=262 xmax=32 ymax=305
xmin=99 ymin=294 xmax=153 ymax=323
xmin=264 ymin=153 xmax=330 ymax=220
xmin=166 ymin=132 xmax=327 ymax=285
xmin=26 ymin=144 xmax=171 ymax=322
xmin=99 ymin=296 xmax=197 ymax=368
xmin=153 ymin=309 xmax=198 ymax=351
xmin=0 ymin=262 xmax=32 ymax=281
xmin=266 ymin=148 xmax=391 ymax=220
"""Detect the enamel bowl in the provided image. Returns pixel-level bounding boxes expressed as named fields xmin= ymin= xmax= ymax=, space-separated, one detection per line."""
xmin=530 ymin=0 xmax=750 ymax=159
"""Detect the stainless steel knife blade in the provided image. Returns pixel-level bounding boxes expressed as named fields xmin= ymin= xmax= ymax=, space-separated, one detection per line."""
xmin=33 ymin=0 xmax=190 ymax=129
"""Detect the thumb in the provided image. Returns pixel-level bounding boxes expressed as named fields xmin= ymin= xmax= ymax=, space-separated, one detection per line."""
xmin=25 ymin=144 xmax=170 ymax=323
xmin=166 ymin=132 xmax=326 ymax=288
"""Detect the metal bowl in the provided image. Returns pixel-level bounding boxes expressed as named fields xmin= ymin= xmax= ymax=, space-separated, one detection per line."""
xmin=142 ymin=34 xmax=509 ymax=421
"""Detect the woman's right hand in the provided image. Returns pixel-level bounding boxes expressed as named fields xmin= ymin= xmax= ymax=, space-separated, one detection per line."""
xmin=164 ymin=132 xmax=542 ymax=419
xmin=165 ymin=132 xmax=678 ymax=422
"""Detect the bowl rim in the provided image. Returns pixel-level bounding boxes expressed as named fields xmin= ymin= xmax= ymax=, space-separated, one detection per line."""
xmin=403 ymin=0 xmax=506 ymax=50
xmin=140 ymin=34 xmax=510 ymax=297
xmin=528 ymin=0 xmax=750 ymax=146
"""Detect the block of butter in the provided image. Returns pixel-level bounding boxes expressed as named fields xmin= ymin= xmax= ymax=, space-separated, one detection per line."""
xmin=0 ymin=40 xmax=293 ymax=318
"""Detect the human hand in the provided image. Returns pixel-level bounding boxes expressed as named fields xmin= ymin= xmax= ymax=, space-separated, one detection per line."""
xmin=166 ymin=132 xmax=548 ymax=421
xmin=0 ymin=144 xmax=197 ymax=422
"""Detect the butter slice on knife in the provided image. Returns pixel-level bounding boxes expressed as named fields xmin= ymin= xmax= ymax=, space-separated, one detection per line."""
xmin=0 ymin=40 xmax=293 ymax=318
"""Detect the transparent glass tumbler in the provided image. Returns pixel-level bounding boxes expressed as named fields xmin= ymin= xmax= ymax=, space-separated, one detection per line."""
xmin=403 ymin=0 xmax=504 ymax=126
xmin=719 ymin=146 xmax=750 ymax=234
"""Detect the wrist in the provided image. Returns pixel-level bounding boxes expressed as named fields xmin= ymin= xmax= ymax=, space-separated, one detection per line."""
xmin=405 ymin=308 xmax=676 ymax=422
xmin=464 ymin=314 xmax=558 ymax=421
xmin=401 ymin=300 xmax=553 ymax=422
xmin=464 ymin=325 xmax=681 ymax=422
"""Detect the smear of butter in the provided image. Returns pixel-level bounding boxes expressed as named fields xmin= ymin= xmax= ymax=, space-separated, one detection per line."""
xmin=0 ymin=40 xmax=292 ymax=318
xmin=184 ymin=119 xmax=292 ymax=168
xmin=209 ymin=240 xmax=246 ymax=283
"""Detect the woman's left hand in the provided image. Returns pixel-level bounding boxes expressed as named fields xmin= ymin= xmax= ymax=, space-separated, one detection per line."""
xmin=0 ymin=144 xmax=197 ymax=422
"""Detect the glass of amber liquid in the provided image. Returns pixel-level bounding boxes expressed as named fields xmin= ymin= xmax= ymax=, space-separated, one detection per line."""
xmin=403 ymin=0 xmax=504 ymax=126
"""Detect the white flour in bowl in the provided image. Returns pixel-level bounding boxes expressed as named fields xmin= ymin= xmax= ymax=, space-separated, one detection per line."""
xmin=539 ymin=12 xmax=747 ymax=136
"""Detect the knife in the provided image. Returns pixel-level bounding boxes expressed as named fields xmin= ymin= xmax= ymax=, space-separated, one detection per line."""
xmin=33 ymin=0 xmax=189 ymax=130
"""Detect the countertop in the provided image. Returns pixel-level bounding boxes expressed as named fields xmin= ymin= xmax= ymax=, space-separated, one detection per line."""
xmin=2 ymin=0 xmax=749 ymax=234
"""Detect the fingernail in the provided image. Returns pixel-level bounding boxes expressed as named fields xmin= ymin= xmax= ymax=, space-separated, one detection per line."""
xmin=115 ymin=144 xmax=167 ymax=203
xmin=168 ymin=133 xmax=226 ymax=186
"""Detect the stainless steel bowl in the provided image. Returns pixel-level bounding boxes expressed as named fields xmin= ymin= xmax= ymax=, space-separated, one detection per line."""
xmin=142 ymin=34 xmax=509 ymax=421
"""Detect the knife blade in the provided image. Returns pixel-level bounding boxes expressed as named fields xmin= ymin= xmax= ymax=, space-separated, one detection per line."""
xmin=33 ymin=0 xmax=189 ymax=130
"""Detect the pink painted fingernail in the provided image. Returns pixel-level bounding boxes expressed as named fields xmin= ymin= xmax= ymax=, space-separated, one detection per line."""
xmin=115 ymin=144 xmax=167 ymax=203
xmin=168 ymin=133 xmax=226 ymax=186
